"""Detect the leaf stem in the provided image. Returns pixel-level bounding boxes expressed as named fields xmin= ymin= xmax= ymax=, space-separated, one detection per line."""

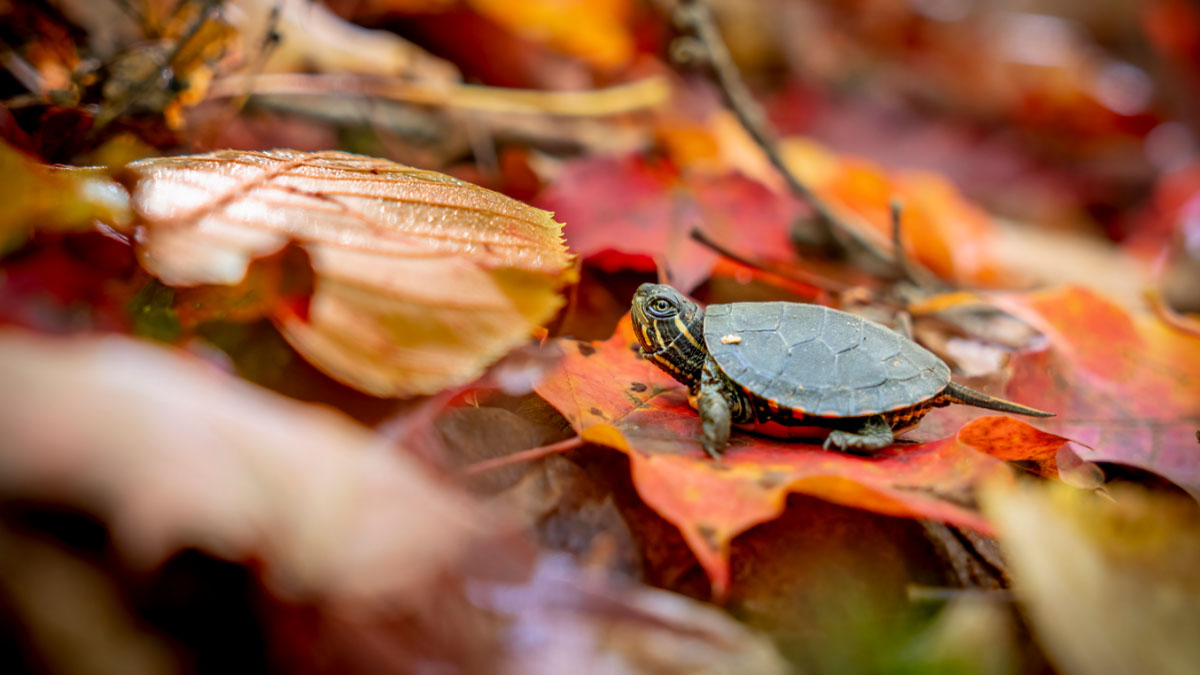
xmin=672 ymin=0 xmax=887 ymax=263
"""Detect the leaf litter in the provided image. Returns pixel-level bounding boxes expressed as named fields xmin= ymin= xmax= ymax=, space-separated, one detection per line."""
xmin=120 ymin=148 xmax=575 ymax=397
xmin=4 ymin=0 xmax=1200 ymax=672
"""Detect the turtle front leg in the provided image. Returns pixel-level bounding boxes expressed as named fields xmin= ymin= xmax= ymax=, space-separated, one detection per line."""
xmin=696 ymin=357 xmax=732 ymax=459
xmin=824 ymin=415 xmax=894 ymax=453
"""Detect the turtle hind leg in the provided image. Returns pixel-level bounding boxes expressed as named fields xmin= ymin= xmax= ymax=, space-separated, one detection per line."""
xmin=824 ymin=415 xmax=894 ymax=453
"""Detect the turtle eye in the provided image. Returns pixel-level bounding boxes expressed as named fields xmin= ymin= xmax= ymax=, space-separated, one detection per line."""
xmin=647 ymin=296 xmax=677 ymax=318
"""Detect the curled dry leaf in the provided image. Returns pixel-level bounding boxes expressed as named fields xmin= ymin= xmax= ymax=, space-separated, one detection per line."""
xmin=990 ymin=286 xmax=1200 ymax=500
xmin=0 ymin=329 xmax=484 ymax=602
xmin=984 ymin=482 xmax=1200 ymax=675
xmin=534 ymin=315 xmax=1010 ymax=595
xmin=957 ymin=416 xmax=1105 ymax=490
xmin=122 ymin=149 xmax=574 ymax=397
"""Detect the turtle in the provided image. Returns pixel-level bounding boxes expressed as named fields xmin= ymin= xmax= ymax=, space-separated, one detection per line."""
xmin=630 ymin=283 xmax=1053 ymax=458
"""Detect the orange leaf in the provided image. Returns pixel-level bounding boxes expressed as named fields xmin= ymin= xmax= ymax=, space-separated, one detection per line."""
xmin=991 ymin=286 xmax=1200 ymax=499
xmin=123 ymin=149 xmax=574 ymax=397
xmin=958 ymin=416 xmax=1104 ymax=490
xmin=535 ymin=315 xmax=1009 ymax=595
xmin=784 ymin=139 xmax=1001 ymax=285
xmin=467 ymin=0 xmax=635 ymax=70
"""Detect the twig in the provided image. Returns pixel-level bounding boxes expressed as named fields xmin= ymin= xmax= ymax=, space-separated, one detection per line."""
xmin=463 ymin=436 xmax=584 ymax=476
xmin=889 ymin=199 xmax=948 ymax=291
xmin=206 ymin=74 xmax=670 ymax=117
xmin=0 ymin=38 xmax=45 ymax=95
xmin=689 ymin=227 xmax=851 ymax=294
xmin=91 ymin=0 xmax=224 ymax=136
xmin=890 ymin=199 xmax=918 ymax=285
xmin=919 ymin=520 xmax=1005 ymax=590
xmin=671 ymin=0 xmax=893 ymax=267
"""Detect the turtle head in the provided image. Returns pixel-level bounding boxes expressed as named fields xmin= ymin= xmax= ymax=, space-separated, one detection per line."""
xmin=631 ymin=283 xmax=707 ymax=387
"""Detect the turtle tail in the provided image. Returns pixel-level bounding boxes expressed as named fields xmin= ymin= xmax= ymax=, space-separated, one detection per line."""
xmin=942 ymin=382 xmax=1054 ymax=418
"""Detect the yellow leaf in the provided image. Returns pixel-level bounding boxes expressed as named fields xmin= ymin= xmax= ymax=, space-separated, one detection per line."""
xmin=0 ymin=141 xmax=131 ymax=251
xmin=984 ymin=481 xmax=1200 ymax=675
xmin=468 ymin=0 xmax=634 ymax=69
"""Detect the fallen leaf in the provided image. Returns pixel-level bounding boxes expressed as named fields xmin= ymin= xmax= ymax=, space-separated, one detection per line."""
xmin=990 ymin=286 xmax=1200 ymax=500
xmin=232 ymin=0 xmax=461 ymax=82
xmin=0 ymin=140 xmax=131 ymax=251
xmin=784 ymin=138 xmax=1001 ymax=285
xmin=984 ymin=481 xmax=1200 ymax=675
xmin=122 ymin=149 xmax=574 ymax=397
xmin=535 ymin=154 xmax=800 ymax=293
xmin=467 ymin=0 xmax=635 ymax=70
xmin=472 ymin=554 xmax=790 ymax=675
xmin=0 ymin=328 xmax=484 ymax=602
xmin=534 ymin=315 xmax=1010 ymax=594
xmin=957 ymin=416 xmax=1105 ymax=490
xmin=0 ymin=233 xmax=137 ymax=333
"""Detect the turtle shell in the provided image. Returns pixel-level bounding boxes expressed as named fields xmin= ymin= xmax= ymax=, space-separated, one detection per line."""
xmin=703 ymin=302 xmax=951 ymax=417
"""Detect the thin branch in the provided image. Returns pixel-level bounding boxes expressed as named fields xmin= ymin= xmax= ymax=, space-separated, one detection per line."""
xmin=689 ymin=227 xmax=851 ymax=295
xmin=206 ymin=74 xmax=671 ymax=118
xmin=890 ymin=199 xmax=919 ymax=286
xmin=671 ymin=0 xmax=893 ymax=267
xmin=0 ymin=39 xmax=45 ymax=95
xmin=462 ymin=436 xmax=584 ymax=476
xmin=91 ymin=0 xmax=223 ymax=135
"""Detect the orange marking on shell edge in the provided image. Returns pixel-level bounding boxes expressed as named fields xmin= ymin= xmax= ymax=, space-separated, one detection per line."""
xmin=737 ymin=420 xmax=832 ymax=440
xmin=767 ymin=399 xmax=779 ymax=414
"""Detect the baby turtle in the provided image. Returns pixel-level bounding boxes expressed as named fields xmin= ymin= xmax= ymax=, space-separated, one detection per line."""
xmin=631 ymin=283 xmax=1053 ymax=458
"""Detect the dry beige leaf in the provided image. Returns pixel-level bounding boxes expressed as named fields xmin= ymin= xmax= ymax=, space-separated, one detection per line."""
xmin=122 ymin=149 xmax=574 ymax=397
xmin=0 ymin=328 xmax=485 ymax=603
xmin=231 ymin=0 xmax=461 ymax=82
xmin=985 ymin=482 xmax=1200 ymax=675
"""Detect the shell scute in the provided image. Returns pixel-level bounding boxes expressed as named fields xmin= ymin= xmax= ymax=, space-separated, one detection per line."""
xmin=820 ymin=314 xmax=863 ymax=353
xmin=859 ymin=327 xmax=904 ymax=361
xmin=706 ymin=304 xmax=733 ymax=319
xmin=765 ymin=378 xmax=820 ymax=412
xmin=835 ymin=347 xmax=888 ymax=389
xmin=816 ymin=387 xmax=854 ymax=417
xmin=735 ymin=331 xmax=788 ymax=378
xmin=705 ymin=301 xmax=950 ymax=417
xmin=885 ymin=354 xmax=923 ymax=380
xmin=778 ymin=305 xmax=823 ymax=346
xmin=852 ymin=387 xmax=882 ymax=415
xmin=729 ymin=303 xmax=781 ymax=333
xmin=786 ymin=341 xmax=838 ymax=388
